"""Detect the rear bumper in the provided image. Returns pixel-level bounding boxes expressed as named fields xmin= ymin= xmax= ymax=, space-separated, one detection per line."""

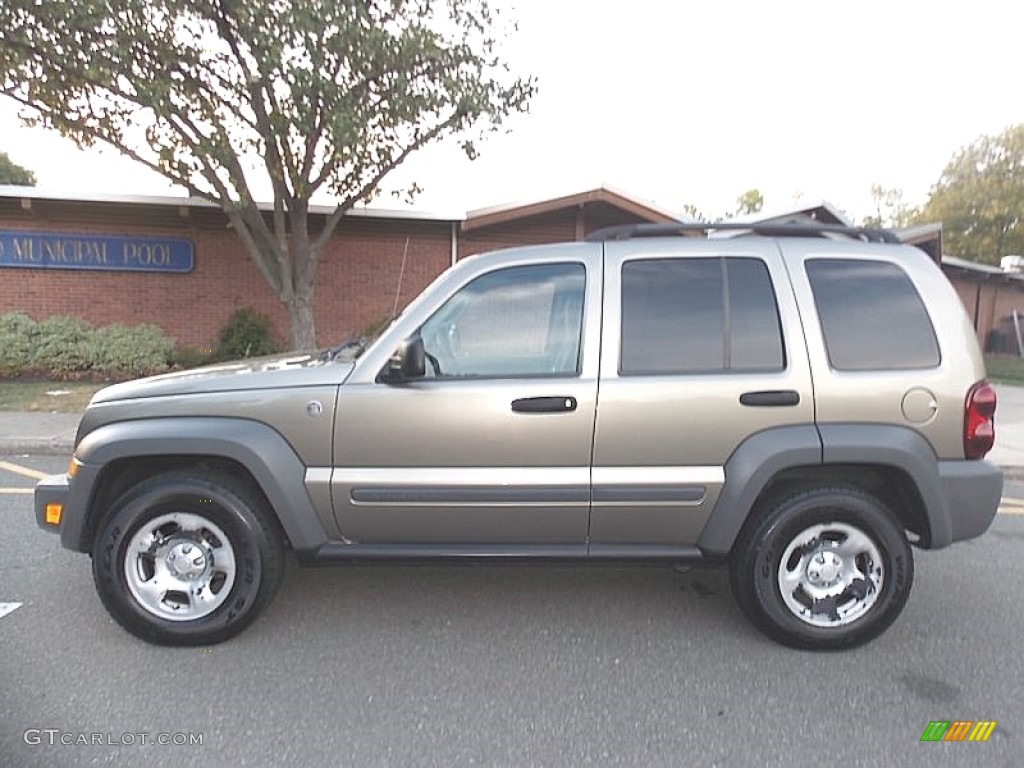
xmin=935 ymin=459 xmax=1003 ymax=546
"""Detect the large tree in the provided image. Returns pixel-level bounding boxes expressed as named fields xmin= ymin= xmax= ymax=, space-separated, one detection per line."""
xmin=0 ymin=150 xmax=36 ymax=185
xmin=921 ymin=124 xmax=1024 ymax=264
xmin=0 ymin=0 xmax=534 ymax=348
xmin=861 ymin=184 xmax=916 ymax=229
xmin=734 ymin=188 xmax=763 ymax=216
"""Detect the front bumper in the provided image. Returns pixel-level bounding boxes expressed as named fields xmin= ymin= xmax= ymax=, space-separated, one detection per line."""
xmin=34 ymin=473 xmax=70 ymax=533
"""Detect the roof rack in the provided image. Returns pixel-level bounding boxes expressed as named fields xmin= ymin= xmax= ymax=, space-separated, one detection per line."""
xmin=584 ymin=222 xmax=902 ymax=244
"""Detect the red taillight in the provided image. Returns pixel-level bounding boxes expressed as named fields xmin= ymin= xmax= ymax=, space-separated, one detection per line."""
xmin=964 ymin=381 xmax=997 ymax=459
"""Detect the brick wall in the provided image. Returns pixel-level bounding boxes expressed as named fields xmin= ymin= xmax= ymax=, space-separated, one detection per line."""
xmin=0 ymin=193 xmax=665 ymax=351
xmin=0 ymin=200 xmax=452 ymax=349
xmin=946 ymin=270 xmax=1024 ymax=352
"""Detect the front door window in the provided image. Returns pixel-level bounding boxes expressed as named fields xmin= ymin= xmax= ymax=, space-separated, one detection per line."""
xmin=418 ymin=262 xmax=586 ymax=378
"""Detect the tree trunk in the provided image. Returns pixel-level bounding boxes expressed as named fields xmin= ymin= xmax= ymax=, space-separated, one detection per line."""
xmin=286 ymin=289 xmax=317 ymax=350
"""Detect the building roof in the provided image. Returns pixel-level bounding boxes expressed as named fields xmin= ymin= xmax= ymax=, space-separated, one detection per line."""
xmin=942 ymin=255 xmax=1009 ymax=276
xmin=893 ymin=222 xmax=943 ymax=263
xmin=462 ymin=185 xmax=682 ymax=232
xmin=743 ymin=201 xmax=852 ymax=227
xmin=0 ymin=185 xmax=462 ymax=222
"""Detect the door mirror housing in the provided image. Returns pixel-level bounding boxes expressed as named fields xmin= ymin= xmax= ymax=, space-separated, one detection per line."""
xmin=384 ymin=335 xmax=426 ymax=382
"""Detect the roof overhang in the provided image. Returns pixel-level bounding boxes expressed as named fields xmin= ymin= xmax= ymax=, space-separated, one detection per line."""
xmin=0 ymin=184 xmax=463 ymax=223
xmin=463 ymin=185 xmax=681 ymax=232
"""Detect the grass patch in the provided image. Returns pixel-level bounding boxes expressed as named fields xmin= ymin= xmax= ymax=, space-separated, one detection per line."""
xmin=985 ymin=355 xmax=1024 ymax=386
xmin=0 ymin=380 xmax=105 ymax=412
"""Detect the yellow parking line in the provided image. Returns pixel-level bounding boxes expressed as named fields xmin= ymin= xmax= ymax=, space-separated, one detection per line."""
xmin=0 ymin=488 xmax=34 ymax=495
xmin=999 ymin=506 xmax=1024 ymax=516
xmin=0 ymin=460 xmax=48 ymax=481
xmin=1002 ymin=497 xmax=1024 ymax=506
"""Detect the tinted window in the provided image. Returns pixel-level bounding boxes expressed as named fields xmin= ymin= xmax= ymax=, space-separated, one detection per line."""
xmin=620 ymin=257 xmax=784 ymax=374
xmin=806 ymin=259 xmax=940 ymax=371
xmin=419 ymin=263 xmax=585 ymax=378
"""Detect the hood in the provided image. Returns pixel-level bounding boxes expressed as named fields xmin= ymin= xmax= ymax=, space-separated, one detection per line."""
xmin=91 ymin=351 xmax=356 ymax=404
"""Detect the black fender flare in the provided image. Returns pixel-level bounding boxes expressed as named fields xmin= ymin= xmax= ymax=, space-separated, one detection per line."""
xmin=67 ymin=417 xmax=333 ymax=554
xmin=697 ymin=423 xmax=953 ymax=555
xmin=697 ymin=425 xmax=821 ymax=555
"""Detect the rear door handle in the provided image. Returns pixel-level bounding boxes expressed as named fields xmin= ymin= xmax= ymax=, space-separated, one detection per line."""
xmin=511 ymin=396 xmax=578 ymax=413
xmin=739 ymin=390 xmax=800 ymax=407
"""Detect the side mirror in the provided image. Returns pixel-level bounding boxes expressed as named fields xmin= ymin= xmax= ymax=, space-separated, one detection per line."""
xmin=385 ymin=335 xmax=425 ymax=382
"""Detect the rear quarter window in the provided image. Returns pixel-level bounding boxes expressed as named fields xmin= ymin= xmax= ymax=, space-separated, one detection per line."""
xmin=805 ymin=258 xmax=940 ymax=371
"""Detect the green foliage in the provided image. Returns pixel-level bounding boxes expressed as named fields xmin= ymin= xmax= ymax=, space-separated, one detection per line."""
xmin=683 ymin=188 xmax=767 ymax=223
xmin=170 ymin=346 xmax=217 ymax=370
xmin=984 ymin=354 xmax=1024 ymax=387
xmin=0 ymin=313 xmax=174 ymax=378
xmin=0 ymin=150 xmax=36 ymax=185
xmin=735 ymin=188 xmax=764 ymax=216
xmin=216 ymin=309 xmax=279 ymax=359
xmin=680 ymin=203 xmax=706 ymax=222
xmin=862 ymin=184 xmax=917 ymax=229
xmin=87 ymin=323 xmax=175 ymax=376
xmin=0 ymin=0 xmax=535 ymax=349
xmin=0 ymin=312 xmax=39 ymax=376
xmin=921 ymin=124 xmax=1024 ymax=263
xmin=32 ymin=316 xmax=94 ymax=376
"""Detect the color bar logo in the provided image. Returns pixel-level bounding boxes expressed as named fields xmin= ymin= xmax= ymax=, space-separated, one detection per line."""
xmin=920 ymin=720 xmax=997 ymax=742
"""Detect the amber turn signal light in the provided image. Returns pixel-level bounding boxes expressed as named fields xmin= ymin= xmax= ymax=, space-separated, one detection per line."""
xmin=45 ymin=503 xmax=62 ymax=526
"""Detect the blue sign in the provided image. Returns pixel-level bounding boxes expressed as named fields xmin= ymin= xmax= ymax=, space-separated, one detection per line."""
xmin=0 ymin=230 xmax=194 ymax=273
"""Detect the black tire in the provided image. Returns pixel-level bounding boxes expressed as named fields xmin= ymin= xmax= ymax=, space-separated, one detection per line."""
xmin=729 ymin=486 xmax=913 ymax=650
xmin=92 ymin=471 xmax=284 ymax=646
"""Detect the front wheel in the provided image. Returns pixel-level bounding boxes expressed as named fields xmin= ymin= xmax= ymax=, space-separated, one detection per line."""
xmin=729 ymin=486 xmax=913 ymax=650
xmin=92 ymin=471 xmax=284 ymax=646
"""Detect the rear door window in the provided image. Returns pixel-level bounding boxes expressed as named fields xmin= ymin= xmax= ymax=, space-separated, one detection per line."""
xmin=620 ymin=257 xmax=785 ymax=374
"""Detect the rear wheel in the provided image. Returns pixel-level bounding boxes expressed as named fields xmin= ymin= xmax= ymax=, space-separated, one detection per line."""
xmin=729 ymin=486 xmax=913 ymax=650
xmin=92 ymin=471 xmax=284 ymax=646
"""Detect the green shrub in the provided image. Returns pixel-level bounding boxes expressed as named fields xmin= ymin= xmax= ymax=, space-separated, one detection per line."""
xmin=216 ymin=308 xmax=279 ymax=359
xmin=171 ymin=346 xmax=216 ymax=370
xmin=0 ymin=312 xmax=175 ymax=379
xmin=0 ymin=312 xmax=39 ymax=377
xmin=32 ymin=315 xmax=93 ymax=377
xmin=87 ymin=323 xmax=174 ymax=376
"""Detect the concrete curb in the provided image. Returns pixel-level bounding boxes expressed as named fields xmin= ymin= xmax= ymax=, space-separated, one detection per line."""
xmin=0 ymin=438 xmax=75 ymax=456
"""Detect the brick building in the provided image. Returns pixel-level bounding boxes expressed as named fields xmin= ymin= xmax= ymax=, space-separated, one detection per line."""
xmin=0 ymin=185 xmax=677 ymax=349
xmin=2 ymin=184 xmax=1022 ymax=353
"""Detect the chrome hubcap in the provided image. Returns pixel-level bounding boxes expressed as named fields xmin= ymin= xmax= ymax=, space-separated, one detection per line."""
xmin=806 ymin=551 xmax=842 ymax=587
xmin=165 ymin=541 xmax=208 ymax=581
xmin=124 ymin=512 xmax=236 ymax=622
xmin=777 ymin=522 xmax=884 ymax=628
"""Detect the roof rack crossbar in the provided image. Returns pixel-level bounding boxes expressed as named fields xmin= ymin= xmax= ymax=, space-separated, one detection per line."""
xmin=584 ymin=222 xmax=902 ymax=244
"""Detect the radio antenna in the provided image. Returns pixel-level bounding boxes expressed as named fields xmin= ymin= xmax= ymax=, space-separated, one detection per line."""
xmin=391 ymin=237 xmax=410 ymax=319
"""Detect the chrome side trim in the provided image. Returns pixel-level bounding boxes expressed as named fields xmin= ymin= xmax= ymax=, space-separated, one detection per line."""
xmin=591 ymin=466 xmax=724 ymax=506
xmin=333 ymin=467 xmax=590 ymax=507
xmin=352 ymin=487 xmax=589 ymax=504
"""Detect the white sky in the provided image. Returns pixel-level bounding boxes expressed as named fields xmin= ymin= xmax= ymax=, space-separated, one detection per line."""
xmin=1 ymin=0 xmax=1022 ymax=222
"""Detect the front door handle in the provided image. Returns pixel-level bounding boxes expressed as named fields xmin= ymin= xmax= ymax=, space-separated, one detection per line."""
xmin=739 ymin=390 xmax=801 ymax=407
xmin=511 ymin=396 xmax=578 ymax=414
